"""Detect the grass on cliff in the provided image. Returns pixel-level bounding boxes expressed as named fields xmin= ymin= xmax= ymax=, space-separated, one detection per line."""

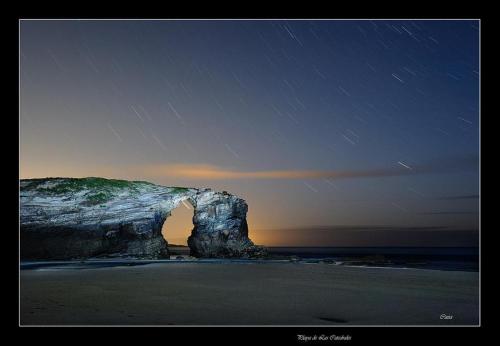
xmin=21 ymin=177 xmax=191 ymax=206
xmin=169 ymin=187 xmax=189 ymax=193
xmin=84 ymin=192 xmax=111 ymax=205
xmin=22 ymin=177 xmax=140 ymax=193
xmin=21 ymin=177 xmax=156 ymax=205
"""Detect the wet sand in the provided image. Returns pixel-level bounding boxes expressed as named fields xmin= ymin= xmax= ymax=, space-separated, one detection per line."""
xmin=20 ymin=263 xmax=479 ymax=325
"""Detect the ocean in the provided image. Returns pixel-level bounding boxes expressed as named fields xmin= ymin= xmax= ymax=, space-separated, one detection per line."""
xmin=268 ymin=246 xmax=479 ymax=272
xmin=20 ymin=247 xmax=479 ymax=272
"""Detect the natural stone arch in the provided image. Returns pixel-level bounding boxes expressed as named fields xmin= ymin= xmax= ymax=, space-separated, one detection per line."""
xmin=20 ymin=178 xmax=266 ymax=260
xmin=159 ymin=197 xmax=195 ymax=247
xmin=158 ymin=189 xmax=259 ymax=258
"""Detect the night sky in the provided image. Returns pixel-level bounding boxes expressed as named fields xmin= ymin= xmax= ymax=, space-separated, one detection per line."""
xmin=20 ymin=20 xmax=479 ymax=246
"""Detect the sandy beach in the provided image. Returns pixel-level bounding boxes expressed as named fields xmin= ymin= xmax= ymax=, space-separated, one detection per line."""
xmin=20 ymin=262 xmax=479 ymax=326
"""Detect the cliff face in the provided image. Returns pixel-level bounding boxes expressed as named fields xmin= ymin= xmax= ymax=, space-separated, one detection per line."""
xmin=20 ymin=177 xmax=265 ymax=260
xmin=188 ymin=190 xmax=257 ymax=258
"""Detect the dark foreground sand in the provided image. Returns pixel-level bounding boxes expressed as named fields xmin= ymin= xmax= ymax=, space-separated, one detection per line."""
xmin=20 ymin=263 xmax=479 ymax=325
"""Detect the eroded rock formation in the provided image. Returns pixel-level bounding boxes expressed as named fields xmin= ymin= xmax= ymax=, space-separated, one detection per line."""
xmin=20 ymin=177 xmax=266 ymax=260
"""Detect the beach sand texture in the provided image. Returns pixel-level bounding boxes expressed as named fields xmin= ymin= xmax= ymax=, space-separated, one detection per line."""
xmin=20 ymin=263 xmax=479 ymax=325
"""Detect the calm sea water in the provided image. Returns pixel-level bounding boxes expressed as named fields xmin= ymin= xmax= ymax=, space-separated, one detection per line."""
xmin=268 ymin=247 xmax=479 ymax=272
xmin=20 ymin=247 xmax=479 ymax=272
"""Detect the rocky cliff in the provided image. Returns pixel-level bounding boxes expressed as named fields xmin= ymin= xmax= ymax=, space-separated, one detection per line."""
xmin=20 ymin=177 xmax=266 ymax=260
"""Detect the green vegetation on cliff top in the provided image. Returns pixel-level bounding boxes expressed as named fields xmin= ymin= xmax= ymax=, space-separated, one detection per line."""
xmin=20 ymin=177 xmax=192 ymax=205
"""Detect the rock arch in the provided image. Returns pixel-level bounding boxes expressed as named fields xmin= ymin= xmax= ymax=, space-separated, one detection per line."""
xmin=160 ymin=198 xmax=195 ymax=247
xmin=20 ymin=178 xmax=266 ymax=260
